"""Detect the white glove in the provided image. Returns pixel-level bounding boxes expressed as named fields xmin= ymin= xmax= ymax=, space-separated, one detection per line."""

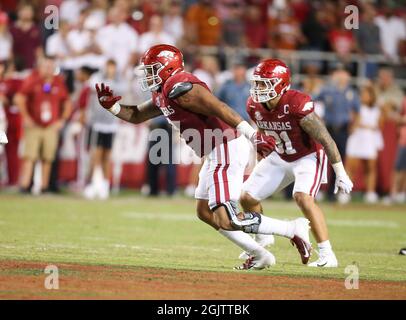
xmin=332 ymin=162 xmax=353 ymax=194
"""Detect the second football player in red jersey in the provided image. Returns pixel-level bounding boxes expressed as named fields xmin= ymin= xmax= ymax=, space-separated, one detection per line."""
xmin=240 ymin=59 xmax=353 ymax=267
xmin=95 ymin=44 xmax=313 ymax=269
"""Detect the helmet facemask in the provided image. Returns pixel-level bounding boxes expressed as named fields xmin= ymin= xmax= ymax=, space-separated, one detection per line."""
xmin=138 ymin=62 xmax=165 ymax=92
xmin=250 ymin=76 xmax=281 ymax=103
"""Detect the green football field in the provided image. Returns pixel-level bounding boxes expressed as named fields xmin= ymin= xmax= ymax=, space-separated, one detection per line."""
xmin=0 ymin=193 xmax=405 ymax=299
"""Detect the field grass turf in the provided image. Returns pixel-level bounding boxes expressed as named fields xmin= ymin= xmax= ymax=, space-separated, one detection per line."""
xmin=0 ymin=193 xmax=405 ymax=299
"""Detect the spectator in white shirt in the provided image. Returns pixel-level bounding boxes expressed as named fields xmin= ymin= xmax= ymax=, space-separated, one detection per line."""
xmin=67 ymin=10 xmax=104 ymax=70
xmin=193 ymin=55 xmax=221 ymax=92
xmin=60 ymin=0 xmax=89 ymax=26
xmin=46 ymin=20 xmax=73 ymax=70
xmin=96 ymin=6 xmax=139 ymax=73
xmin=138 ymin=15 xmax=176 ymax=55
xmin=162 ymin=0 xmax=184 ymax=45
xmin=374 ymin=7 xmax=406 ymax=63
xmin=84 ymin=0 xmax=108 ymax=31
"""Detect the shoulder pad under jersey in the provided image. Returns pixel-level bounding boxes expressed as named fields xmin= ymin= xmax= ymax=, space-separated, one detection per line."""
xmin=168 ymin=82 xmax=193 ymax=99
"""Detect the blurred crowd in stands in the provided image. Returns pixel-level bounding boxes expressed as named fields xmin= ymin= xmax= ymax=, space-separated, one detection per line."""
xmin=0 ymin=0 xmax=405 ymax=205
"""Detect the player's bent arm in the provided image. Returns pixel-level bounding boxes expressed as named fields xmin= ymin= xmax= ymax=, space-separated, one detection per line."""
xmin=175 ymin=83 xmax=260 ymax=140
xmin=299 ymin=112 xmax=342 ymax=165
xmin=300 ymin=111 xmax=353 ymax=193
xmin=111 ymin=99 xmax=162 ymax=124
xmin=175 ymin=84 xmax=245 ymax=127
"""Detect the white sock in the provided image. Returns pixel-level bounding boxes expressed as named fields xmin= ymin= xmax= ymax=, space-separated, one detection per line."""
xmin=318 ymin=240 xmax=332 ymax=253
xmin=218 ymin=229 xmax=265 ymax=256
xmin=257 ymin=216 xmax=295 ymax=238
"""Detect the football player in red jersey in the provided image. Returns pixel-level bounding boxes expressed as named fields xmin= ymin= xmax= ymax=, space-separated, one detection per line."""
xmin=95 ymin=44 xmax=312 ymax=269
xmin=240 ymin=59 xmax=353 ymax=267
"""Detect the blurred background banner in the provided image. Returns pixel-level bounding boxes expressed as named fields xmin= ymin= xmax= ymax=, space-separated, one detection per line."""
xmin=0 ymin=0 xmax=405 ymax=204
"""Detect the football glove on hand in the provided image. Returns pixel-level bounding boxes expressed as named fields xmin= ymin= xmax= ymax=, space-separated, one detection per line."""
xmin=334 ymin=174 xmax=353 ymax=194
xmin=332 ymin=162 xmax=353 ymax=194
xmin=95 ymin=83 xmax=121 ymax=109
xmin=251 ymin=132 xmax=276 ymax=158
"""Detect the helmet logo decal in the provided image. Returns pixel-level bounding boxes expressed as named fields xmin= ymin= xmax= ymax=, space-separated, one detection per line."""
xmin=157 ymin=50 xmax=175 ymax=59
xmin=273 ymin=66 xmax=287 ymax=73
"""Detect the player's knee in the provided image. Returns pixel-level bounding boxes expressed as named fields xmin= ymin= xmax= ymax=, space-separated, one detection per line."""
xmin=196 ymin=207 xmax=207 ymax=222
xmin=240 ymin=192 xmax=259 ymax=208
xmin=213 ymin=212 xmax=235 ymax=231
xmin=196 ymin=202 xmax=210 ymax=223
xmin=294 ymin=192 xmax=314 ymax=209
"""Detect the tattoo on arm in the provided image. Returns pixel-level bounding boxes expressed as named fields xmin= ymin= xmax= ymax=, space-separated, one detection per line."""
xmin=300 ymin=112 xmax=342 ymax=164
xmin=116 ymin=99 xmax=161 ymax=124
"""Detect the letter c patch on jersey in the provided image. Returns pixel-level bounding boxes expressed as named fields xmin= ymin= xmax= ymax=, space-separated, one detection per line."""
xmin=168 ymin=82 xmax=193 ymax=99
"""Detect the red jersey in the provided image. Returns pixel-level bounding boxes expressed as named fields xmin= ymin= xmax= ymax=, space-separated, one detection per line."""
xmin=18 ymin=70 xmax=69 ymax=127
xmin=10 ymin=24 xmax=42 ymax=69
xmin=246 ymin=89 xmax=322 ymax=162
xmin=0 ymin=77 xmax=23 ymax=139
xmin=152 ymin=72 xmax=237 ymax=157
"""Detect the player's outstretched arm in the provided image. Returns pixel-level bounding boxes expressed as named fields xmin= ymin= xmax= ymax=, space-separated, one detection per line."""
xmin=300 ymin=112 xmax=353 ymax=194
xmin=95 ymin=83 xmax=161 ymax=124
xmin=174 ymin=84 xmax=276 ymax=157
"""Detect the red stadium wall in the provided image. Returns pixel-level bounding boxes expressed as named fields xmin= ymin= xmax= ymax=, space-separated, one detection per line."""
xmin=58 ymin=160 xmax=194 ymax=189
xmin=56 ymin=120 xmax=398 ymax=194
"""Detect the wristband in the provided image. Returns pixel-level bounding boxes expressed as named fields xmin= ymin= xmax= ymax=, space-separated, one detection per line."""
xmin=236 ymin=121 xmax=256 ymax=140
xmin=108 ymin=103 xmax=121 ymax=116
xmin=332 ymin=162 xmax=346 ymax=176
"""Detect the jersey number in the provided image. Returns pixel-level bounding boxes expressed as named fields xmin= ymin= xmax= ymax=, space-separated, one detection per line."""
xmin=265 ymin=131 xmax=297 ymax=155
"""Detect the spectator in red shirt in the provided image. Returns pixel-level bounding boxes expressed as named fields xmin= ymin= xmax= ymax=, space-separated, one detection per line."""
xmin=0 ymin=60 xmax=23 ymax=186
xmin=15 ymin=56 xmax=72 ymax=193
xmin=126 ymin=0 xmax=161 ymax=35
xmin=328 ymin=19 xmax=356 ymax=63
xmin=9 ymin=3 xmax=43 ymax=70
xmin=244 ymin=4 xmax=267 ymax=49
xmin=0 ymin=0 xmax=18 ymax=14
